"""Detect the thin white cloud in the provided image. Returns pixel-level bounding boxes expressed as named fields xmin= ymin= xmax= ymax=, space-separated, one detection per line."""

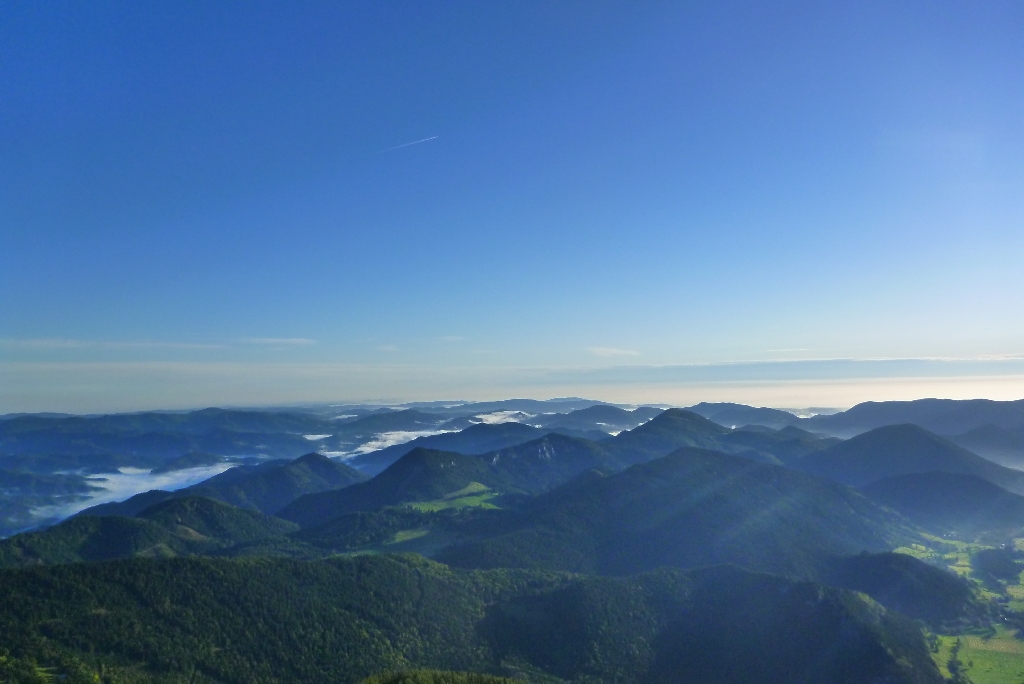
xmin=378 ymin=136 xmax=438 ymax=153
xmin=588 ymin=347 xmax=641 ymax=357
xmin=473 ymin=410 xmax=534 ymax=424
xmin=344 ymin=429 xmax=453 ymax=456
xmin=0 ymin=338 xmax=224 ymax=350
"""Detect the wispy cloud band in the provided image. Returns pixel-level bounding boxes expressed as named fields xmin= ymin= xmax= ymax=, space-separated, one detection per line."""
xmin=588 ymin=347 xmax=641 ymax=357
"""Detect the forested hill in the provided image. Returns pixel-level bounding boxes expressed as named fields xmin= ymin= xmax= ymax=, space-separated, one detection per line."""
xmin=0 ymin=554 xmax=941 ymax=684
xmin=438 ymin=447 xmax=913 ymax=578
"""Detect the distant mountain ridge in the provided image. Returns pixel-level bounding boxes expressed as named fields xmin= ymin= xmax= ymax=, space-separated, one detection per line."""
xmin=279 ymin=410 xmax=840 ymax=528
xmin=347 ymin=421 xmax=611 ymax=476
xmin=803 ymin=398 xmax=1024 ymax=437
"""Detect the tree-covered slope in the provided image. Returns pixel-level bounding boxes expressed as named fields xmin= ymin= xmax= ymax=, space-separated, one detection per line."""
xmin=439 ymin=448 xmax=913 ymax=578
xmin=860 ymin=471 xmax=1024 ymax=542
xmin=793 ymin=424 xmax=1024 ymax=493
xmin=487 ymin=564 xmax=941 ymax=684
xmin=819 ymin=551 xmax=991 ymax=630
xmin=279 ymin=436 xmax=616 ymax=527
xmin=0 ymin=496 xmax=297 ymax=567
xmin=188 ymin=452 xmax=367 ymax=513
xmin=948 ymin=423 xmax=1024 ymax=468
xmin=0 ymin=554 xmax=941 ymax=684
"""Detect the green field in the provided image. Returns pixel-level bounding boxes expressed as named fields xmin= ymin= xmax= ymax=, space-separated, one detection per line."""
xmin=934 ymin=627 xmax=1024 ymax=684
xmin=409 ymin=482 xmax=500 ymax=512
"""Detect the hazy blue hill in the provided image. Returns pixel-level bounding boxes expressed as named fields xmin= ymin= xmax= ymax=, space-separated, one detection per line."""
xmin=333 ymin=409 xmax=448 ymax=436
xmin=686 ymin=402 xmax=802 ymax=429
xmin=0 ymin=554 xmax=940 ymax=684
xmin=439 ymin=447 xmax=911 ymax=578
xmin=793 ymin=424 xmax=1024 ymax=494
xmin=533 ymin=404 xmax=660 ymax=433
xmin=804 ymin=398 xmax=1024 ymax=437
xmin=186 ymin=428 xmax=315 ymax=458
xmin=150 ymin=450 xmax=223 ymax=473
xmin=861 ymin=471 xmax=1024 ymax=541
xmin=427 ymin=398 xmax=603 ymax=416
xmin=0 ymin=496 xmax=297 ymax=567
xmin=348 ymin=422 xmax=549 ymax=475
xmin=0 ymin=407 xmax=337 ymax=437
xmin=0 ymin=469 xmax=98 ymax=499
xmin=0 ymin=421 xmax=321 ymax=465
xmin=820 ymin=551 xmax=990 ymax=629
xmin=188 ymin=452 xmax=367 ymax=514
xmin=949 ymin=423 xmax=1024 ymax=468
xmin=716 ymin=425 xmax=836 ymax=464
xmin=0 ymin=470 xmax=101 ymax=538
xmin=606 ymin=409 xmax=729 ymax=463
xmin=596 ymin=409 xmax=836 ymax=467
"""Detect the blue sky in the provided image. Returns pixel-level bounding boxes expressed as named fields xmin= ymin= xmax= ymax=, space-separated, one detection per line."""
xmin=2 ymin=1 xmax=1023 ymax=412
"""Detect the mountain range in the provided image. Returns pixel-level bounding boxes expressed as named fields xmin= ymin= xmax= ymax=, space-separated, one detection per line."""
xmin=3 ymin=397 xmax=1024 ymax=682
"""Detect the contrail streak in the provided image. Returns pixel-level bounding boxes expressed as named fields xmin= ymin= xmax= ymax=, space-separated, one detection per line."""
xmin=377 ymin=136 xmax=438 ymax=153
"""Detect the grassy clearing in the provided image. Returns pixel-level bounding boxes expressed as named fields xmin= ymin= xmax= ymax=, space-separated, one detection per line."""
xmin=410 ymin=483 xmax=500 ymax=513
xmin=958 ymin=625 xmax=1024 ymax=684
xmin=441 ymin=482 xmax=491 ymax=500
xmin=339 ymin=526 xmax=463 ymax=558
xmin=387 ymin=529 xmax=430 ymax=545
xmin=932 ymin=628 xmax=1024 ymax=684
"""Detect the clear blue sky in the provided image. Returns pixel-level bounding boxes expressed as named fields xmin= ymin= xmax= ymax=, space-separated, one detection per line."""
xmin=2 ymin=1 xmax=1023 ymax=412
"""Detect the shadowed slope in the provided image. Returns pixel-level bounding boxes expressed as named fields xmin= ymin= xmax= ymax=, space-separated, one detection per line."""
xmin=440 ymin=447 xmax=912 ymax=578
xmin=793 ymin=424 xmax=1024 ymax=494
xmin=861 ymin=471 xmax=1024 ymax=541
xmin=0 ymin=555 xmax=941 ymax=684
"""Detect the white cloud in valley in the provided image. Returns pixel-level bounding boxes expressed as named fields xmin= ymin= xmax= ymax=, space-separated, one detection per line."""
xmin=588 ymin=347 xmax=641 ymax=357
